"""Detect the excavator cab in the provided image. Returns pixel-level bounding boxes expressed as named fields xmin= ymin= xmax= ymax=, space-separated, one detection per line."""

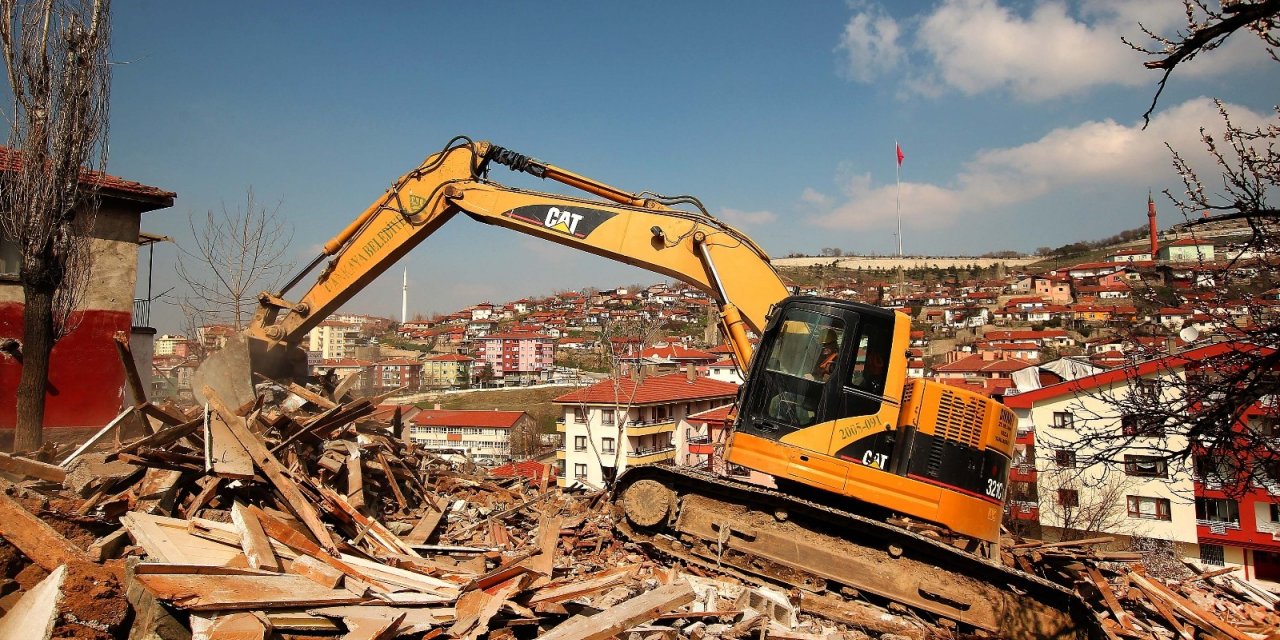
xmin=737 ymin=297 xmax=897 ymax=439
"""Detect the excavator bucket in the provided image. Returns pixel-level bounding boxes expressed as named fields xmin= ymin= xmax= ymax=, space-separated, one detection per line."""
xmin=192 ymin=334 xmax=255 ymax=410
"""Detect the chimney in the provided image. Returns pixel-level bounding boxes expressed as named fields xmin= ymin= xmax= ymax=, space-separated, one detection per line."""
xmin=434 ymin=403 xmax=441 ymax=410
xmin=1148 ymin=192 xmax=1159 ymax=258
xmin=687 ymin=364 xmax=698 ymax=382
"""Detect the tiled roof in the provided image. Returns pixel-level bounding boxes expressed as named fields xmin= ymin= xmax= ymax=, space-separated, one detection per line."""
xmin=554 ymin=372 xmax=738 ymax=406
xmin=933 ymin=355 xmax=1034 ymax=374
xmin=411 ymin=409 xmax=527 ymax=429
xmin=0 ymin=145 xmax=175 ymax=209
xmin=479 ymin=332 xmax=554 ymax=340
xmin=688 ymin=403 xmax=734 ymax=423
xmin=424 ymin=353 xmax=474 ymax=362
xmin=491 ymin=460 xmax=553 ymax=482
xmin=1004 ymin=342 xmax=1267 ymax=408
xmin=629 ymin=345 xmax=719 ymax=361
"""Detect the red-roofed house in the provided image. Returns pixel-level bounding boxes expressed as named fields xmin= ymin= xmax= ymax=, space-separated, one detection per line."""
xmin=933 ymin=354 xmax=1035 ymax=380
xmin=0 ymin=148 xmax=175 ymax=431
xmin=408 ymin=409 xmax=535 ymax=464
xmin=553 ymin=372 xmax=738 ymax=488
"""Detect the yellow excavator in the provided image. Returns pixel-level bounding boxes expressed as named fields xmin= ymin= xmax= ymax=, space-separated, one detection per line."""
xmin=195 ymin=136 xmax=1097 ymax=638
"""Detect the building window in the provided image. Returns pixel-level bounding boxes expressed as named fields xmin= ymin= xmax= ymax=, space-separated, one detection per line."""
xmin=1126 ymin=495 xmax=1172 ymax=520
xmin=1200 ymin=544 xmax=1225 ymax=566
xmin=573 ymin=436 xmax=587 ymax=451
xmin=1195 ymin=497 xmax=1239 ymax=525
xmin=573 ymin=463 xmax=587 ymax=479
xmin=1051 ymin=411 xmax=1074 ymax=428
xmin=602 ymin=409 xmax=614 ymax=426
xmin=1121 ymin=414 xmax=1165 ymax=438
xmin=1057 ymin=489 xmax=1079 ymax=508
xmin=1131 ymin=378 xmax=1160 ymax=402
xmin=601 ymin=437 xmax=615 ymax=454
xmin=1054 ymin=449 xmax=1076 ymax=468
xmin=572 ymin=408 xmax=586 ymax=423
xmin=1124 ymin=455 xmax=1168 ymax=478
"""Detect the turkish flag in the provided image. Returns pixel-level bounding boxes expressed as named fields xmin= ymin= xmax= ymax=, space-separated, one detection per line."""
xmin=896 ymin=143 xmax=905 ymax=166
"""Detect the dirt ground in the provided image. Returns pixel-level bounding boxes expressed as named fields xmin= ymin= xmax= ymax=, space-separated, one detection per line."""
xmin=418 ymin=386 xmax=572 ymax=432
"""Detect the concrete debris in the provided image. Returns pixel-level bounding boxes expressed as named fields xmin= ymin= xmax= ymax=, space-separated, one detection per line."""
xmin=0 ymin=387 xmax=1274 ymax=639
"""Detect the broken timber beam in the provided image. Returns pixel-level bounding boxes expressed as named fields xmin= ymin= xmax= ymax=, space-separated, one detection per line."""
xmin=0 ymin=487 xmax=92 ymax=570
xmin=204 ymin=385 xmax=338 ymax=555
xmin=0 ymin=451 xmax=66 ymax=483
xmin=537 ymin=582 xmax=695 ymax=640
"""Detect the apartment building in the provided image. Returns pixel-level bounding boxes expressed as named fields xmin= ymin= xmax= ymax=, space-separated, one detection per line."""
xmin=374 ymin=358 xmax=422 ymax=392
xmin=474 ymin=332 xmax=556 ymax=386
xmin=406 ymin=409 xmax=533 ymax=465
xmin=422 ymin=353 xmax=473 ymax=389
xmin=553 ymin=372 xmax=738 ymax=488
xmin=154 ymin=334 xmax=190 ymax=357
xmin=307 ymin=321 xmax=361 ymax=360
xmin=1004 ymin=342 xmax=1273 ymax=576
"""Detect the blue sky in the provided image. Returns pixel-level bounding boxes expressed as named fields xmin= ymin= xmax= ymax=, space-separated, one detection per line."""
xmin=107 ymin=1 xmax=1279 ymax=332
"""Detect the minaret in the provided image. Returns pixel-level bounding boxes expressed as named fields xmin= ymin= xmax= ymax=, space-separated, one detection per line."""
xmin=401 ymin=268 xmax=408 ymax=324
xmin=1148 ymin=192 xmax=1158 ymax=259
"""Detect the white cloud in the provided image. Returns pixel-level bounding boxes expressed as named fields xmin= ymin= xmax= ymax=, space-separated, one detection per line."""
xmin=808 ymin=97 xmax=1270 ymax=229
xmin=836 ymin=3 xmax=905 ymax=82
xmin=719 ymin=208 xmax=778 ymax=225
xmin=842 ymin=0 xmax=1270 ymax=101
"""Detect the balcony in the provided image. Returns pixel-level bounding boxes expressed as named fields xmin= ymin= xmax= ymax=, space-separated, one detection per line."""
xmin=555 ymin=448 xmax=565 ymax=460
xmin=1009 ymin=464 xmax=1037 ymax=483
xmin=687 ymin=435 xmax=715 ymax=455
xmin=627 ymin=446 xmax=676 ymax=465
xmin=1008 ymin=500 xmax=1039 ymax=521
xmin=555 ymin=421 xmax=566 ymax=433
xmin=626 ymin=418 xmax=677 ymax=437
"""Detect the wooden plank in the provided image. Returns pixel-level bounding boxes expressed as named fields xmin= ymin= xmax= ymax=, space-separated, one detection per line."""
xmin=528 ymin=567 xmax=633 ymax=605
xmin=247 ymin=506 xmax=389 ymax=591
xmin=290 ymin=555 xmax=344 ymax=589
xmin=0 ymin=451 xmax=66 ymax=483
xmin=88 ymin=528 xmax=131 ymax=562
xmin=204 ymin=385 xmax=337 ymax=555
xmin=182 ymin=476 xmax=224 ymax=519
xmin=1130 ymin=576 xmax=1195 ymax=640
xmin=520 ymin=515 xmax=562 ymax=584
xmin=109 ymin=417 xmax=203 ymax=462
xmin=1087 ymin=567 xmax=1135 ymax=632
xmin=114 ymin=331 xmax=150 ymax=407
xmin=403 ymin=495 xmax=449 ymax=545
xmin=1132 ymin=572 xmax=1252 ymax=640
xmin=288 ymin=382 xmax=338 ymax=410
xmin=206 ymin=611 xmax=271 ymax=640
xmin=0 ymin=564 xmax=65 ymax=640
xmin=309 ymin=606 xmax=451 ymax=636
xmin=376 ymin=451 xmax=409 ymax=512
xmin=536 ymin=583 xmax=695 ymax=640
xmin=134 ymin=572 xmax=367 ymax=611
xmin=231 ymin=502 xmax=280 ymax=572
xmin=59 ymin=405 xmax=136 ymax=467
xmin=343 ymin=441 xmax=364 ymax=510
xmin=319 ymin=487 xmax=419 ymax=558
xmin=207 ymin=408 xmax=255 ymax=480
xmin=0 ymin=488 xmax=92 ymax=570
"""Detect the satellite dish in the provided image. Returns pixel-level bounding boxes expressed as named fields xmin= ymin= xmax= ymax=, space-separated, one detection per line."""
xmin=1179 ymin=325 xmax=1200 ymax=343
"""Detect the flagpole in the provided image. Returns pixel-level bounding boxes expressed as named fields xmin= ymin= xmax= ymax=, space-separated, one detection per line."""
xmin=895 ymin=139 xmax=902 ymax=258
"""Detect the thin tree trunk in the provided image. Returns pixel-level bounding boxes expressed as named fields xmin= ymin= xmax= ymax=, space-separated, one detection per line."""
xmin=14 ymin=284 xmax=53 ymax=452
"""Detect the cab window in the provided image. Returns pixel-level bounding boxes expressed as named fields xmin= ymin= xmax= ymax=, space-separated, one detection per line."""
xmin=748 ymin=308 xmax=845 ymax=430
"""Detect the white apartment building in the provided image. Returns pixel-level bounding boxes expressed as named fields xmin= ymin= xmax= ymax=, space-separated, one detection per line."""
xmin=307 ymin=321 xmax=360 ymax=360
xmin=406 ymin=409 xmax=534 ymax=465
xmin=553 ymin=372 xmax=738 ymax=488
xmin=1005 ymin=343 xmax=1245 ymax=563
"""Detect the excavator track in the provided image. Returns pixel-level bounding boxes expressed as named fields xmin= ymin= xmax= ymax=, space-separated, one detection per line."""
xmin=613 ymin=465 xmax=1103 ymax=639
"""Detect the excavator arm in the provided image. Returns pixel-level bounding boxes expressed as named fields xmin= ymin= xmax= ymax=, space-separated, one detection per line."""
xmin=198 ymin=137 xmax=789 ymax=406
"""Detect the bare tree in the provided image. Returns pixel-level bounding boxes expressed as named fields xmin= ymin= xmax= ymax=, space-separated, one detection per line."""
xmin=1037 ymin=465 xmax=1140 ymax=542
xmin=175 ymin=188 xmax=293 ymax=331
xmin=0 ymin=0 xmax=110 ymax=451
xmin=1060 ymin=1 xmax=1280 ymax=492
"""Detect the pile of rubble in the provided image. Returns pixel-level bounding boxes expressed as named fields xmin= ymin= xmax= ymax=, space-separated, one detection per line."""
xmin=0 ymin=381 xmax=1275 ymax=639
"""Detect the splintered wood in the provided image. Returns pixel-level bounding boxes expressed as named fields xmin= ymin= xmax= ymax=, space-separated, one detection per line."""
xmin=2 ymin=377 xmax=1280 ymax=640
